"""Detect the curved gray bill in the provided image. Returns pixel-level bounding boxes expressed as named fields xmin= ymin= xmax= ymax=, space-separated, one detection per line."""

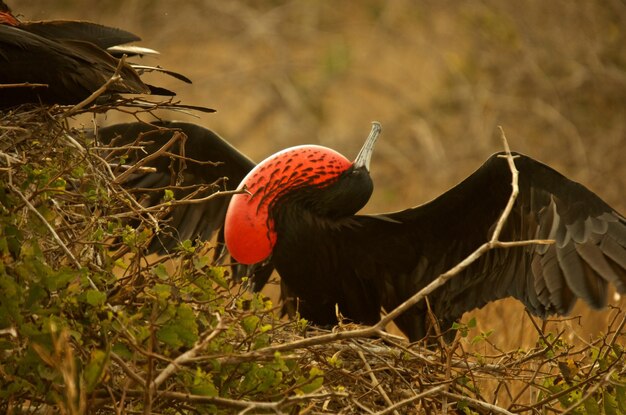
xmin=353 ymin=121 xmax=382 ymax=171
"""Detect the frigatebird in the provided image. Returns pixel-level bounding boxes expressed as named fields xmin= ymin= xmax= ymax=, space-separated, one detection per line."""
xmin=0 ymin=2 xmax=204 ymax=109
xmin=225 ymin=122 xmax=626 ymax=341
xmin=92 ymin=120 xmax=625 ymax=340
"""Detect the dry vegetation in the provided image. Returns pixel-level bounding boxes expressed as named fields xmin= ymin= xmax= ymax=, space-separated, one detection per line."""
xmin=1 ymin=0 xmax=625 ymax=413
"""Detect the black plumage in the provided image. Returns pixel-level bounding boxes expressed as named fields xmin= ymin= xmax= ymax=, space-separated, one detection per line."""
xmin=0 ymin=24 xmax=152 ymax=106
xmin=225 ymin=123 xmax=626 ymax=341
xmin=0 ymin=2 xmax=198 ymax=108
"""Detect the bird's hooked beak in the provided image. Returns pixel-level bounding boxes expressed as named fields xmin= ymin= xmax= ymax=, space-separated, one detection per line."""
xmin=353 ymin=122 xmax=381 ymax=171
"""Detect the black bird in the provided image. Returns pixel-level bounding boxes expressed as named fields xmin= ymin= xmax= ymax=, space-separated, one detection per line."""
xmin=225 ymin=122 xmax=626 ymax=341
xmin=96 ymin=121 xmax=259 ymax=264
xmin=0 ymin=2 xmax=203 ymax=109
xmin=0 ymin=24 xmax=153 ymax=107
xmin=0 ymin=0 xmax=154 ymax=58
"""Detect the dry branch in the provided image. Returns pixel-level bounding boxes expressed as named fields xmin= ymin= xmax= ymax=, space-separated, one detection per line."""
xmin=63 ymin=56 xmax=127 ymax=117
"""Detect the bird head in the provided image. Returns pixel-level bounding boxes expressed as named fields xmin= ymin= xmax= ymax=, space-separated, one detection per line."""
xmin=225 ymin=122 xmax=381 ymax=264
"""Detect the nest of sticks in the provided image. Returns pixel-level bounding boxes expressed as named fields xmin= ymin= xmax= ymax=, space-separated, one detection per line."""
xmin=0 ymin=104 xmax=624 ymax=414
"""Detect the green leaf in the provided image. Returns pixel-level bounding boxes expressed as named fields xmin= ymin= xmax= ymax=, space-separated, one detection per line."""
xmin=471 ymin=335 xmax=482 ymax=345
xmin=300 ymin=377 xmax=324 ymax=393
xmin=153 ymin=264 xmax=169 ymax=281
xmin=25 ymin=282 xmax=47 ymax=310
xmin=3 ymin=223 xmax=22 ymax=255
xmin=208 ymin=266 xmax=228 ymax=289
xmin=273 ymin=352 xmax=289 ymax=372
xmin=156 ymin=326 xmax=180 ymax=348
xmin=178 ymin=239 xmax=195 ymax=253
xmin=191 ymin=368 xmax=218 ymax=397
xmin=193 ymin=255 xmax=210 ymax=271
xmin=157 ymin=303 xmax=199 ymax=348
xmin=604 ymin=390 xmax=619 ymax=415
xmin=51 ymin=178 xmax=67 ymax=190
xmin=112 ymin=343 xmax=133 ymax=360
xmin=163 ymin=189 xmax=175 ymax=202
xmin=241 ymin=315 xmax=260 ymax=335
xmin=71 ymin=166 xmax=85 ymax=178
xmin=0 ymin=273 xmax=22 ymax=327
xmin=84 ymin=289 xmax=107 ymax=307
xmin=84 ymin=349 xmax=109 ymax=393
xmin=583 ymin=394 xmax=601 ymax=415
xmin=299 ymin=367 xmax=324 ymax=394
xmin=252 ymin=333 xmax=271 ymax=350
xmin=255 ymin=366 xmax=282 ymax=392
xmin=326 ymin=353 xmax=343 ymax=368
xmin=152 ymin=283 xmax=172 ymax=300
xmin=616 ymin=385 xmax=626 ymax=414
xmin=452 ymin=321 xmax=469 ymax=338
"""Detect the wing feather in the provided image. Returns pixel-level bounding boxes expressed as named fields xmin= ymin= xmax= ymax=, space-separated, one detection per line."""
xmin=575 ymin=241 xmax=624 ymax=289
xmin=309 ymin=152 xmax=626 ymax=340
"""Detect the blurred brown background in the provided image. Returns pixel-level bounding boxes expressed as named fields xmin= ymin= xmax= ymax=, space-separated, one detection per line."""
xmin=13 ymin=0 xmax=626 ymax=346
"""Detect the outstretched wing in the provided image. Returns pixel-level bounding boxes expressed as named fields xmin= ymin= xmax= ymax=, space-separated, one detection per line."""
xmin=292 ymin=152 xmax=625 ymax=341
xmin=97 ymin=121 xmax=256 ymax=258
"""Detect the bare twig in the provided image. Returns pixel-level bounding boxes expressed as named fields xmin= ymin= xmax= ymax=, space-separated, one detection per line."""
xmin=88 ymin=149 xmax=161 ymax=231
xmin=440 ymin=391 xmax=516 ymax=415
xmin=94 ymin=388 xmax=349 ymax=412
xmin=0 ymin=82 xmax=48 ymax=89
xmin=9 ymin=183 xmax=83 ymax=270
xmin=151 ymin=313 xmax=226 ymax=392
xmin=133 ymin=188 xmax=250 ymax=211
xmin=62 ymin=132 xmax=87 ymax=153
xmin=372 ymin=385 xmax=447 ymax=415
xmin=358 ymin=350 xmax=400 ymax=415
xmin=113 ymin=131 xmax=183 ymax=184
xmin=604 ymin=310 xmax=626 ymax=358
xmin=111 ymin=352 xmax=146 ymax=388
xmin=63 ymin=56 xmax=127 ymax=117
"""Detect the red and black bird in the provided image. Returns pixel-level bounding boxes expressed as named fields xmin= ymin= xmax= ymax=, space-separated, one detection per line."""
xmin=224 ymin=122 xmax=626 ymax=341
xmin=0 ymin=1 xmax=199 ymax=108
xmin=96 ymin=121 xmax=625 ymax=341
